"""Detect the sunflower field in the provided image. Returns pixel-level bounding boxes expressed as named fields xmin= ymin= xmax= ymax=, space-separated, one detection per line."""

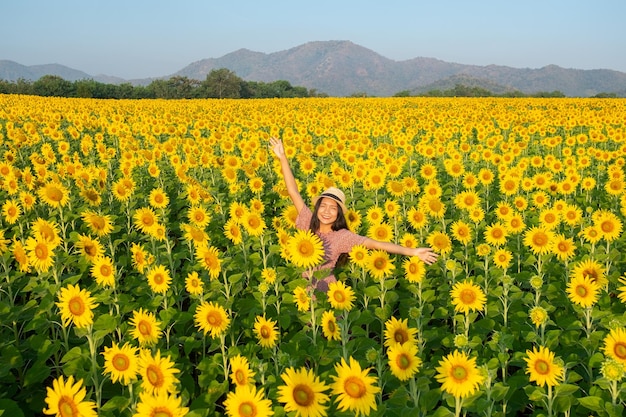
xmin=1 ymin=94 xmax=626 ymax=417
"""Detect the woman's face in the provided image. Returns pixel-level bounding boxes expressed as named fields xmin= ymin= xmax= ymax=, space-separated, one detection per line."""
xmin=316 ymin=197 xmax=339 ymax=227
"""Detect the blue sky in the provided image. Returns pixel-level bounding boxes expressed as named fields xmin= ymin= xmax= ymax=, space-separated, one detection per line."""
xmin=2 ymin=0 xmax=625 ymax=79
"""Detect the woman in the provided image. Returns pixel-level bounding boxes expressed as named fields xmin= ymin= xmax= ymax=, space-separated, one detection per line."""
xmin=270 ymin=137 xmax=439 ymax=292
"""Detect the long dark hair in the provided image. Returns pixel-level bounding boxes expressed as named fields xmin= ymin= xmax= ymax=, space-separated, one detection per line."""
xmin=309 ymin=198 xmax=351 ymax=271
xmin=309 ymin=198 xmax=349 ymax=232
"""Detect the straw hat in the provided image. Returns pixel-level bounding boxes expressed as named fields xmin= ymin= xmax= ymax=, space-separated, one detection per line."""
xmin=312 ymin=187 xmax=348 ymax=214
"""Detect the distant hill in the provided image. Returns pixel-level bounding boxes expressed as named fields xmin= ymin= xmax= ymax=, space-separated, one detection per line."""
xmin=3 ymin=41 xmax=626 ymax=97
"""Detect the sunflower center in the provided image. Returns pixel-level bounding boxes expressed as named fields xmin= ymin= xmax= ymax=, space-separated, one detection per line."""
xmin=58 ymin=395 xmax=79 ymax=417
xmin=575 ymin=285 xmax=588 ymax=298
xmin=84 ymin=243 xmax=97 ymax=257
xmin=601 ymin=221 xmax=614 ymax=233
xmin=238 ymin=401 xmax=256 ymax=417
xmin=409 ymin=263 xmax=419 ymax=274
xmin=614 ymin=342 xmax=626 ymax=359
xmin=207 ymin=312 xmax=221 ymax=326
xmin=451 ymin=364 xmax=468 ymax=381
xmin=146 ymin=364 xmax=164 ymax=388
xmin=92 ymin=217 xmax=105 ymax=230
xmin=142 ymin=214 xmax=155 ymax=227
xmin=534 ymin=359 xmax=550 ymax=375
xmin=235 ymin=369 xmax=246 ymax=385
xmin=298 ymin=241 xmax=314 ymax=257
xmin=344 ymin=376 xmax=366 ymax=399
xmin=153 ymin=273 xmax=164 ymax=284
xmin=35 ymin=243 xmax=49 ymax=259
xmin=261 ymin=326 xmax=271 ymax=338
xmin=394 ymin=330 xmax=408 ymax=344
xmin=333 ymin=291 xmax=346 ymax=303
xmin=327 ymin=320 xmax=336 ymax=334
xmin=153 ymin=407 xmax=173 ymax=417
xmin=100 ymin=264 xmax=112 ymax=276
xmin=396 ymin=353 xmax=411 ymax=370
xmin=138 ymin=320 xmax=152 ymax=336
xmin=374 ymin=258 xmax=386 ymax=269
xmin=69 ymin=296 xmax=85 ymax=316
xmin=47 ymin=187 xmax=63 ymax=202
xmin=112 ymin=353 xmax=130 ymax=371
xmin=460 ymin=289 xmax=477 ymax=304
xmin=533 ymin=233 xmax=548 ymax=246
xmin=293 ymin=383 xmax=315 ymax=406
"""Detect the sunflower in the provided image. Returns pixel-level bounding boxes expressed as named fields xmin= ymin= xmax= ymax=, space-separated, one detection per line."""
xmin=81 ymin=210 xmax=114 ymax=236
xmin=420 ymin=195 xmax=446 ymax=219
xmin=366 ymin=249 xmax=395 ymax=280
xmin=551 ymin=234 xmax=576 ymax=262
xmin=349 ymin=244 xmax=369 ymax=268
xmin=221 ymin=219 xmax=243 ymax=246
xmin=454 ymin=190 xmax=481 ymax=211
xmin=617 ymin=275 xmax=626 ymax=304
xmin=492 ymin=248 xmax=513 ymax=270
xmin=571 ymin=258 xmax=607 ymax=288
xmin=194 ymin=301 xmax=230 ymax=338
xmin=243 ymin=211 xmax=267 ymax=237
xmin=294 ymin=286 xmax=311 ymax=312
xmin=403 ymin=256 xmax=426 ymax=284
xmin=579 ymin=225 xmax=603 ymax=245
xmin=365 ymin=206 xmax=384 ymax=225
xmin=38 ymin=181 xmax=70 ymax=208
xmin=327 ymin=281 xmax=355 ymax=311
xmin=321 ymin=310 xmax=341 ymax=341
xmin=288 ymin=229 xmax=325 ymax=269
xmin=138 ymin=349 xmax=180 ymax=395
xmin=43 ymin=375 xmax=97 ymax=417
xmin=229 ymin=354 xmax=256 ymax=388
xmin=450 ymin=280 xmax=487 ymax=315
xmin=384 ymin=316 xmax=418 ymax=349
xmin=187 ymin=206 xmax=211 ymax=228
xmin=450 ymin=220 xmax=472 ymax=246
xmin=56 ymin=283 xmax=98 ymax=329
xmin=524 ymin=346 xmax=564 ymax=387
xmin=602 ymin=328 xmax=626 ymax=365
xmin=130 ymin=242 xmax=152 ymax=274
xmin=2 ymin=199 xmax=20 ymax=224
xmin=148 ymin=187 xmax=170 ymax=209
xmin=254 ymin=315 xmax=278 ymax=349
xmin=133 ymin=391 xmax=189 ymax=417
xmin=133 ymin=207 xmax=160 ymax=234
xmin=435 ymin=350 xmax=485 ymax=399
xmin=102 ymin=342 xmax=139 ymax=385
xmin=229 ymin=201 xmax=249 ymax=223
xmin=91 ymin=255 xmax=116 ymax=288
xmin=31 ymin=217 xmax=62 ymax=249
xmin=538 ymin=208 xmax=561 ymax=230
xmin=12 ymin=239 xmax=30 ymax=272
xmin=426 ymin=230 xmax=452 ymax=256
xmin=406 ymin=207 xmax=428 ymax=230
xmin=592 ymin=209 xmax=623 ymax=242
xmin=25 ymin=235 xmax=55 ymax=273
xmin=523 ymin=226 xmax=554 ymax=256
xmin=223 ymin=385 xmax=274 ymax=417
xmin=387 ymin=342 xmax=422 ymax=381
xmin=366 ymin=222 xmax=394 ymax=243
xmin=181 ymin=223 xmax=209 ymax=247
xmin=130 ymin=308 xmax=162 ymax=347
xmin=74 ymin=233 xmax=104 ymax=262
xmin=484 ymin=222 xmax=509 ymax=247
xmin=195 ymin=244 xmax=222 ymax=280
xmin=185 ymin=271 xmax=204 ymax=296
xmin=330 ymin=356 xmax=381 ymax=417
xmin=529 ymin=306 xmax=549 ymax=328
xmin=146 ymin=264 xmax=171 ymax=294
xmin=277 ymin=366 xmax=330 ymax=417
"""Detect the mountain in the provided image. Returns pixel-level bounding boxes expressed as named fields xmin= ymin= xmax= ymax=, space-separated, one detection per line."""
xmin=3 ymin=41 xmax=626 ymax=97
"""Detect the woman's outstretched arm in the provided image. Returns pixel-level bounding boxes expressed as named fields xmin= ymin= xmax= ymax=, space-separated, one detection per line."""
xmin=269 ymin=137 xmax=305 ymax=213
xmin=362 ymin=238 xmax=439 ymax=265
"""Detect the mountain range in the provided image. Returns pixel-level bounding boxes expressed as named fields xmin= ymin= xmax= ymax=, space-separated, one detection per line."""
xmin=2 ymin=40 xmax=626 ymax=97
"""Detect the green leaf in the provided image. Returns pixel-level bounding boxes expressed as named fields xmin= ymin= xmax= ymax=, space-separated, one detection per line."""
xmin=554 ymin=383 xmax=579 ymax=397
xmin=491 ymin=382 xmax=510 ymax=401
xmin=100 ymin=395 xmax=131 ymax=412
xmin=0 ymin=400 xmax=25 ymax=417
xmin=577 ymin=396 xmax=604 ymax=413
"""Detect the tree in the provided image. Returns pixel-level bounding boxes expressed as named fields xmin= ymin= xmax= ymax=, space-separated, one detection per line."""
xmin=201 ymin=69 xmax=242 ymax=98
xmin=32 ymin=75 xmax=74 ymax=97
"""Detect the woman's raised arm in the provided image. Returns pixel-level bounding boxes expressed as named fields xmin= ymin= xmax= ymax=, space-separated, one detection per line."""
xmin=270 ymin=137 xmax=305 ymax=213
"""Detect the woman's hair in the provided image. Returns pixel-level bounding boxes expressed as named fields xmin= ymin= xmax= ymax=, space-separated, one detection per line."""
xmin=309 ymin=198 xmax=349 ymax=232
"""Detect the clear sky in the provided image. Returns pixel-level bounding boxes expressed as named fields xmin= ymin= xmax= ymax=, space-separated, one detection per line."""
xmin=2 ymin=0 xmax=625 ymax=80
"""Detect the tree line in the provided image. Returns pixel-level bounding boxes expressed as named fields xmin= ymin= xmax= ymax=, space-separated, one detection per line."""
xmin=0 ymin=68 xmax=325 ymax=99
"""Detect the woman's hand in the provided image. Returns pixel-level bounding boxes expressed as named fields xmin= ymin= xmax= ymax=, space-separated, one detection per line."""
xmin=412 ymin=247 xmax=439 ymax=265
xmin=269 ymin=137 xmax=285 ymax=159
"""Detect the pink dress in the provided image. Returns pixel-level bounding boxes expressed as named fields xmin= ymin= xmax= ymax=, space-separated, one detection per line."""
xmin=296 ymin=206 xmax=366 ymax=291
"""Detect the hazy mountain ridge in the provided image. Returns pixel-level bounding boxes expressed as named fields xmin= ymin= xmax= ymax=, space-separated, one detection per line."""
xmin=2 ymin=41 xmax=626 ymax=97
